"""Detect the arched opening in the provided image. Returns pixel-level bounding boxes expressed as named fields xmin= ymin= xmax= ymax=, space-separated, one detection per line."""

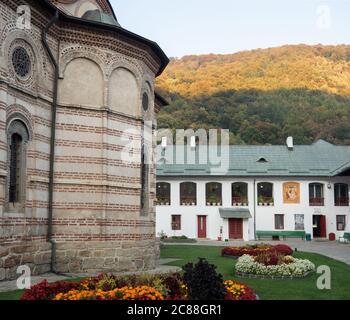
xmin=7 ymin=119 xmax=30 ymax=210
xmin=206 ymin=182 xmax=222 ymax=206
xmin=180 ymin=182 xmax=197 ymax=206
xmin=257 ymin=182 xmax=274 ymax=206
xmin=334 ymin=183 xmax=349 ymax=206
xmin=156 ymin=182 xmax=171 ymax=206
xmin=9 ymin=133 xmax=23 ymax=203
xmin=140 ymin=144 xmax=149 ymax=216
xmin=309 ymin=183 xmax=324 ymax=206
xmin=232 ymin=182 xmax=248 ymax=206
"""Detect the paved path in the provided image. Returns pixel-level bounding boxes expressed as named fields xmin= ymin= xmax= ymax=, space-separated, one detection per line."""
xmin=164 ymin=239 xmax=350 ymax=266
xmin=0 ymin=263 xmax=181 ymax=293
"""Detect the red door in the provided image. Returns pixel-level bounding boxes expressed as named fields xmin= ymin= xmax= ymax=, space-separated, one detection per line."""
xmin=229 ymin=219 xmax=243 ymax=239
xmin=197 ymin=216 xmax=207 ymax=239
xmin=320 ymin=215 xmax=327 ymax=238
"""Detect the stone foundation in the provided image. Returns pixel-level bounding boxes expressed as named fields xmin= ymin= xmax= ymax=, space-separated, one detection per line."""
xmin=54 ymin=240 xmax=159 ymax=274
xmin=0 ymin=242 xmax=51 ymax=281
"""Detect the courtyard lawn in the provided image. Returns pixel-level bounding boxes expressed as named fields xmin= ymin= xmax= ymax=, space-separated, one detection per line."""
xmin=161 ymin=245 xmax=350 ymax=300
xmin=0 ymin=245 xmax=349 ymax=300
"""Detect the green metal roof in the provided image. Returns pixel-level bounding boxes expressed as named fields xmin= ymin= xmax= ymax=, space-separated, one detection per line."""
xmin=219 ymin=208 xmax=252 ymax=219
xmin=157 ymin=140 xmax=350 ymax=177
xmin=81 ymin=9 xmax=121 ymax=27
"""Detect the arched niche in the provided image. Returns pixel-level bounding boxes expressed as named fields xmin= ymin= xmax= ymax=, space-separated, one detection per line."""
xmin=58 ymin=57 xmax=104 ymax=107
xmin=108 ymin=67 xmax=140 ymax=117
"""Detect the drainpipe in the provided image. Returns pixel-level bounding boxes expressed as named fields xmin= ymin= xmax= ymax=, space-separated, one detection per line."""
xmin=253 ymin=179 xmax=257 ymax=240
xmin=42 ymin=10 xmax=59 ymax=273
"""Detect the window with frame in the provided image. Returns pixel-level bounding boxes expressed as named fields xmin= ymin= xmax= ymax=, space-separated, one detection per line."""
xmin=336 ymin=215 xmax=346 ymax=231
xmin=232 ymin=182 xmax=248 ymax=206
xmin=180 ymin=182 xmax=197 ymax=206
xmin=275 ymin=214 xmax=284 ymax=230
xmin=206 ymin=182 xmax=222 ymax=206
xmin=309 ymin=183 xmax=324 ymax=206
xmin=156 ymin=182 xmax=171 ymax=205
xmin=171 ymin=215 xmax=181 ymax=231
xmin=7 ymin=119 xmax=29 ymax=210
xmin=140 ymin=144 xmax=149 ymax=215
xmin=334 ymin=183 xmax=349 ymax=206
xmin=257 ymin=182 xmax=274 ymax=206
xmin=295 ymin=214 xmax=305 ymax=231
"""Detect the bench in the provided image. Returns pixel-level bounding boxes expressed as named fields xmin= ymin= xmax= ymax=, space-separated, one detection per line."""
xmin=256 ymin=231 xmax=306 ymax=241
xmin=339 ymin=232 xmax=350 ymax=243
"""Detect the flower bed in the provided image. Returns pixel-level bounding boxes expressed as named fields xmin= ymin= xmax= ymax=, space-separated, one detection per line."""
xmin=235 ymin=254 xmax=315 ymax=278
xmin=21 ymin=271 xmax=257 ymax=301
xmin=222 ymin=244 xmax=293 ymax=257
xmin=224 ymin=280 xmax=257 ymax=300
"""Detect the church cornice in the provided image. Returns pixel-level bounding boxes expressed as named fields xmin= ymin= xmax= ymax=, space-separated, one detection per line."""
xmin=40 ymin=0 xmax=169 ymax=76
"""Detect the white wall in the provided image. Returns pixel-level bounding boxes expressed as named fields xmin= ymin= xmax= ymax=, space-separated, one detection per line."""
xmin=156 ymin=176 xmax=350 ymax=241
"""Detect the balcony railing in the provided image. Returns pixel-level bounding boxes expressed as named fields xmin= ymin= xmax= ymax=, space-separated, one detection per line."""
xmin=309 ymin=197 xmax=324 ymax=206
xmin=335 ymin=197 xmax=349 ymax=207
xmin=232 ymin=197 xmax=249 ymax=206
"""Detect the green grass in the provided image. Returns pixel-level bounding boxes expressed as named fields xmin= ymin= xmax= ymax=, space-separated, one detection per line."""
xmin=0 ymin=246 xmax=349 ymax=300
xmin=0 ymin=290 xmax=23 ymax=300
xmin=161 ymin=245 xmax=350 ymax=300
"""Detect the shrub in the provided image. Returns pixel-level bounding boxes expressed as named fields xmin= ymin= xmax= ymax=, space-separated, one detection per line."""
xmin=182 ymin=258 xmax=227 ymax=300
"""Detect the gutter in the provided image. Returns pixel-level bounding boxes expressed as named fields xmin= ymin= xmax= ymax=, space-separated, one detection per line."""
xmin=42 ymin=10 xmax=59 ymax=273
xmin=253 ymin=179 xmax=257 ymax=240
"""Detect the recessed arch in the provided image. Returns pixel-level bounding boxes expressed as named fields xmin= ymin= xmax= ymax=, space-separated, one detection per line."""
xmin=108 ymin=67 xmax=140 ymax=117
xmin=58 ymin=57 xmax=104 ymax=107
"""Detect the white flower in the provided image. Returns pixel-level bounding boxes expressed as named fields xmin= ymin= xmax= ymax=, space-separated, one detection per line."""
xmin=235 ymin=255 xmax=315 ymax=277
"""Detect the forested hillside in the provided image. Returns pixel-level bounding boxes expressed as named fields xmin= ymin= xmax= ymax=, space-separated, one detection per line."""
xmin=156 ymin=45 xmax=350 ymax=145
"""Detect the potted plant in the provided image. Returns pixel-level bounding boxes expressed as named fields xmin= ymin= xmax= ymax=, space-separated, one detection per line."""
xmin=208 ymin=194 xmax=217 ymax=206
xmin=258 ymin=196 xmax=264 ymax=206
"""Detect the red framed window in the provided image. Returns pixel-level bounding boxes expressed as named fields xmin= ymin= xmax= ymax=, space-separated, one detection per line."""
xmin=171 ymin=215 xmax=181 ymax=231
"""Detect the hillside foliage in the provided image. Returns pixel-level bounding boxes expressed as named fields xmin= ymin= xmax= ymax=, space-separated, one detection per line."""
xmin=156 ymin=45 xmax=350 ymax=145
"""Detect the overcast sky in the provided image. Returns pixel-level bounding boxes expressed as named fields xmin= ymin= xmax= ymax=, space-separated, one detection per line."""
xmin=110 ymin=0 xmax=350 ymax=58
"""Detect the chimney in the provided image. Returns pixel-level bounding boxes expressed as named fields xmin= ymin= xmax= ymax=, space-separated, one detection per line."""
xmin=286 ymin=136 xmax=294 ymax=150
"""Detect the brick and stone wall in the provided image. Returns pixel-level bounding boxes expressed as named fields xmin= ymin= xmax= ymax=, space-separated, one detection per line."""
xmin=0 ymin=0 xmax=164 ymax=280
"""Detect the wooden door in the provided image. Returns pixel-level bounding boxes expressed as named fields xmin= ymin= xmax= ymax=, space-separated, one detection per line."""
xmin=229 ymin=218 xmax=243 ymax=239
xmin=197 ymin=216 xmax=207 ymax=238
xmin=320 ymin=215 xmax=327 ymax=238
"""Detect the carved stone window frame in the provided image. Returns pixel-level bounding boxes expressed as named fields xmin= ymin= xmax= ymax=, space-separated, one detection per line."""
xmin=5 ymin=118 xmax=30 ymax=213
xmin=8 ymin=39 xmax=36 ymax=88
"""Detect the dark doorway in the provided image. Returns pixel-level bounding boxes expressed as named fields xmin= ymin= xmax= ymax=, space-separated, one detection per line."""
xmin=313 ymin=215 xmax=327 ymax=238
